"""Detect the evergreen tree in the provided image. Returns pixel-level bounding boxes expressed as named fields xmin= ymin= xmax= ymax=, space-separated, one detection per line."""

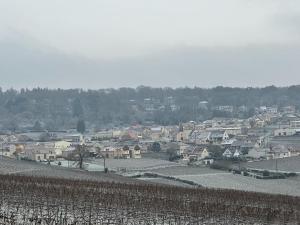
xmin=33 ymin=121 xmax=43 ymax=131
xmin=72 ymin=98 xmax=84 ymax=117
xmin=77 ymin=119 xmax=86 ymax=134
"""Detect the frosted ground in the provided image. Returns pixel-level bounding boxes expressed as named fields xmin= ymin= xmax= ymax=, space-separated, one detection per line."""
xmin=1 ymin=157 xmax=300 ymax=196
xmin=47 ymin=158 xmax=181 ymax=172
xmin=0 ymin=157 xmax=142 ymax=183
xmin=92 ymin=158 xmax=182 ymax=171
xmin=149 ymin=166 xmax=300 ymax=196
xmin=243 ymin=156 xmax=300 ymax=173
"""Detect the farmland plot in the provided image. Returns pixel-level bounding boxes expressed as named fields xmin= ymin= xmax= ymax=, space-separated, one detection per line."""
xmin=0 ymin=174 xmax=299 ymax=225
xmin=244 ymin=156 xmax=300 ymax=173
xmin=0 ymin=157 xmax=143 ymax=184
xmin=150 ymin=166 xmax=300 ymax=196
xmin=174 ymin=173 xmax=300 ymax=196
xmin=93 ymin=158 xmax=182 ymax=171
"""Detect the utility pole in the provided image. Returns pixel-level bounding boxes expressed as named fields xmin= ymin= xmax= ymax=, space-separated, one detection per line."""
xmin=103 ymin=155 xmax=106 ymax=172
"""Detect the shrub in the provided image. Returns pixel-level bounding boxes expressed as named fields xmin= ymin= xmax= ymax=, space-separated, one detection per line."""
xmin=262 ymin=170 xmax=270 ymax=177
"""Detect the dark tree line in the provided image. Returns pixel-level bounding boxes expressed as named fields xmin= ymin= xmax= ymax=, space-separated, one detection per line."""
xmin=0 ymin=85 xmax=299 ymax=131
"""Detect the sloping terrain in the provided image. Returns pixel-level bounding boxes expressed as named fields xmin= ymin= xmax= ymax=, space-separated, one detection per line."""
xmin=150 ymin=166 xmax=300 ymax=196
xmin=0 ymin=174 xmax=299 ymax=225
xmin=244 ymin=156 xmax=300 ymax=173
xmin=0 ymin=157 xmax=141 ymax=183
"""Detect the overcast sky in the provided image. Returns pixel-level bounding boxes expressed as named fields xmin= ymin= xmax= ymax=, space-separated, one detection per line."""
xmin=0 ymin=0 xmax=300 ymax=89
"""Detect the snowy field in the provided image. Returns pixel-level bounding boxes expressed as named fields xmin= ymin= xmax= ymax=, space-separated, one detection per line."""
xmin=175 ymin=173 xmax=300 ymax=196
xmin=243 ymin=156 xmax=300 ymax=173
xmin=0 ymin=157 xmax=142 ymax=183
xmin=149 ymin=166 xmax=300 ymax=196
xmin=2 ymin=175 xmax=298 ymax=225
xmin=40 ymin=158 xmax=182 ymax=172
xmin=92 ymin=158 xmax=183 ymax=171
xmin=2 ymin=157 xmax=300 ymax=196
xmin=150 ymin=166 xmax=228 ymax=176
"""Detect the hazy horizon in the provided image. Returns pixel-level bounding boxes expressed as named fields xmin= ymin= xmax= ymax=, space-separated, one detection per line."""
xmin=1 ymin=0 xmax=300 ymax=89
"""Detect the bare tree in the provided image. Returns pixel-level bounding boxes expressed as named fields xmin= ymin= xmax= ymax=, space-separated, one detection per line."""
xmin=70 ymin=144 xmax=90 ymax=169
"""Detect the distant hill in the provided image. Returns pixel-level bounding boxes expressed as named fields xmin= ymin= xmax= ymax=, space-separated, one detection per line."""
xmin=0 ymin=85 xmax=299 ymax=130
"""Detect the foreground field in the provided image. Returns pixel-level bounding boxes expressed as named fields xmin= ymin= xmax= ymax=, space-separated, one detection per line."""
xmin=92 ymin=158 xmax=182 ymax=171
xmin=2 ymin=157 xmax=300 ymax=196
xmin=244 ymin=156 xmax=300 ymax=173
xmin=0 ymin=157 xmax=142 ymax=184
xmin=147 ymin=166 xmax=300 ymax=196
xmin=1 ymin=174 xmax=299 ymax=225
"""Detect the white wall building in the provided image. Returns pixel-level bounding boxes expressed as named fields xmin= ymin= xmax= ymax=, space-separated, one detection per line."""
xmin=274 ymin=128 xmax=296 ymax=137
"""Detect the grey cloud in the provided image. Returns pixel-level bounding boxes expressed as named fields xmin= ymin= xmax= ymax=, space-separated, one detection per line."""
xmin=271 ymin=12 xmax=300 ymax=36
xmin=0 ymin=37 xmax=300 ymax=89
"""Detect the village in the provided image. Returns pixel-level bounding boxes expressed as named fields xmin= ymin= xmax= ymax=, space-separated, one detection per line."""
xmin=1 ymin=103 xmax=300 ymax=174
xmin=2 ymin=2 xmax=300 ymax=223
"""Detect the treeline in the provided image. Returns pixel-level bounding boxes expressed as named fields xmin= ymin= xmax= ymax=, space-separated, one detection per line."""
xmin=0 ymin=174 xmax=299 ymax=224
xmin=0 ymin=85 xmax=299 ymax=130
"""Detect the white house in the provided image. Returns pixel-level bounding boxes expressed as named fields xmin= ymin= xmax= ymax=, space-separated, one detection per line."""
xmin=222 ymin=149 xmax=233 ymax=158
xmin=0 ymin=144 xmax=16 ymax=158
xmin=24 ymin=147 xmax=56 ymax=161
xmin=200 ymin=148 xmax=210 ymax=159
xmin=233 ymin=149 xmax=241 ymax=158
xmin=221 ymin=138 xmax=237 ymax=147
xmin=209 ymin=131 xmax=229 ymax=143
xmin=274 ymin=128 xmax=296 ymax=137
xmin=269 ymin=146 xmax=291 ymax=159
xmin=129 ymin=146 xmax=142 ymax=159
xmin=203 ymin=158 xmax=214 ymax=165
xmin=54 ymin=141 xmax=71 ymax=156
xmin=189 ymin=130 xmax=210 ymax=144
xmin=247 ymin=148 xmax=268 ymax=159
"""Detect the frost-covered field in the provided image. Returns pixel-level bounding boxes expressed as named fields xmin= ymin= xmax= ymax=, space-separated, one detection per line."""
xmin=151 ymin=166 xmax=228 ymax=176
xmin=244 ymin=156 xmax=300 ymax=173
xmin=2 ymin=157 xmax=300 ymax=196
xmin=150 ymin=166 xmax=300 ymax=196
xmin=175 ymin=173 xmax=300 ymax=196
xmin=1 ymin=174 xmax=299 ymax=225
xmin=0 ymin=157 xmax=142 ymax=183
xmin=92 ymin=158 xmax=182 ymax=171
xmin=1 ymin=158 xmax=300 ymax=223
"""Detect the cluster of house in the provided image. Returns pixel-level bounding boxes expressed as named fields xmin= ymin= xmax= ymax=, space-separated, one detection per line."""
xmin=174 ymin=136 xmax=298 ymax=165
xmin=0 ymin=132 xmax=142 ymax=162
xmin=1 ymin=104 xmax=299 ymax=164
xmin=174 ymin=138 xmax=298 ymax=164
xmin=175 ymin=145 xmax=214 ymax=165
xmin=221 ymin=144 xmax=296 ymax=160
xmin=173 ymin=109 xmax=300 ymax=162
